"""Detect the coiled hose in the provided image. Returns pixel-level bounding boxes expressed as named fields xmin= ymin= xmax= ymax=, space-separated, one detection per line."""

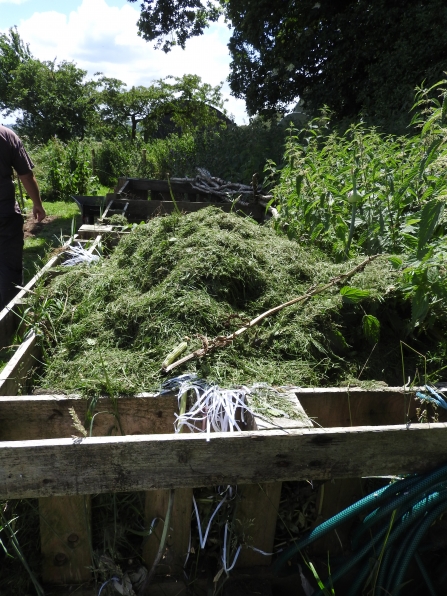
xmin=273 ymin=460 xmax=447 ymax=595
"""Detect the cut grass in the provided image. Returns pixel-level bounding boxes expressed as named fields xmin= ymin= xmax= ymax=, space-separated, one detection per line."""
xmin=28 ymin=207 xmax=408 ymax=396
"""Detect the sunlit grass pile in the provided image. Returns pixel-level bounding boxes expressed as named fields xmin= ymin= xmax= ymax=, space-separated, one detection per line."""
xmin=33 ymin=207 xmax=402 ymax=396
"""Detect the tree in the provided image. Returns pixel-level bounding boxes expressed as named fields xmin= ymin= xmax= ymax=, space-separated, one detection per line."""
xmin=130 ymin=0 xmax=447 ymax=128
xmin=98 ymin=74 xmax=227 ymax=141
xmin=128 ymin=0 xmax=221 ymax=52
xmin=97 ymin=77 xmax=168 ymax=140
xmin=9 ymin=59 xmax=98 ymax=142
xmin=1 ymin=29 xmax=97 ymax=142
xmin=0 ymin=27 xmax=32 ymax=113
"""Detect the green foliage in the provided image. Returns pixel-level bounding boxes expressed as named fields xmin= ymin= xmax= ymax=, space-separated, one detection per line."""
xmin=97 ymin=74 xmax=227 ymax=142
xmin=32 ymin=139 xmax=99 ymax=200
xmin=5 ymin=56 xmax=97 ymax=142
xmin=130 ymin=1 xmax=447 ymax=129
xmin=0 ymin=27 xmax=31 ymax=112
xmin=269 ymin=81 xmax=447 ymax=339
xmin=127 ymin=0 xmax=221 ymax=52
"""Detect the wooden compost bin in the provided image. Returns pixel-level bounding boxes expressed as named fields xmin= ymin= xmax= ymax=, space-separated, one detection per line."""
xmin=1 ymin=216 xmax=446 ymax=593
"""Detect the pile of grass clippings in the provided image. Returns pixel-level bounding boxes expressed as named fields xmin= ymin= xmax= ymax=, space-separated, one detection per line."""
xmin=32 ymin=207 xmax=406 ymax=397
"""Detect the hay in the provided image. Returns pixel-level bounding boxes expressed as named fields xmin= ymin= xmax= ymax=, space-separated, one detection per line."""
xmin=33 ymin=207 xmax=402 ymax=396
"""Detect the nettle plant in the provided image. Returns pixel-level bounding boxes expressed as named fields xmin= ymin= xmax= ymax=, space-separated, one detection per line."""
xmin=267 ymin=82 xmax=447 ymax=332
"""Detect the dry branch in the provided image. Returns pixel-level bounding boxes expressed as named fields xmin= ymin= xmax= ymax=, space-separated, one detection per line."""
xmin=163 ymin=255 xmax=380 ymax=374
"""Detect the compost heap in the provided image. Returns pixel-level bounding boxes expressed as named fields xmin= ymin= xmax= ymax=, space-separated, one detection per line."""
xmin=35 ymin=207 xmax=409 ymax=396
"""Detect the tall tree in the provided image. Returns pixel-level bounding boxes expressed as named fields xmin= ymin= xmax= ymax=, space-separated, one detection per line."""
xmin=0 ymin=27 xmax=32 ymax=113
xmin=129 ymin=0 xmax=447 ymax=127
xmin=1 ymin=29 xmax=97 ymax=142
xmin=9 ymin=59 xmax=98 ymax=142
xmin=98 ymin=74 xmax=227 ymax=141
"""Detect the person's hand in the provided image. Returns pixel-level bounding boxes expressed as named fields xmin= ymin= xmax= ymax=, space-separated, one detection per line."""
xmin=33 ymin=203 xmax=46 ymax=222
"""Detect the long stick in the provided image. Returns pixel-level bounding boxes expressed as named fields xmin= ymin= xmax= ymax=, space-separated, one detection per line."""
xmin=163 ymin=255 xmax=380 ymax=374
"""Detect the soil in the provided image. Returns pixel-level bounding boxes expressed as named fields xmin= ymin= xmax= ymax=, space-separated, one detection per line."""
xmin=23 ymin=210 xmax=58 ymax=239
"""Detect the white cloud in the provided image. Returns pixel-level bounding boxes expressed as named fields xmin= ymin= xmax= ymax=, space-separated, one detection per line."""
xmin=14 ymin=0 xmax=248 ymax=123
xmin=0 ymin=0 xmax=30 ymax=4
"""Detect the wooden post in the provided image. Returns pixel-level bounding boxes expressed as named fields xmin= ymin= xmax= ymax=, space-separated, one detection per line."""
xmin=235 ymin=482 xmax=282 ymax=567
xmin=143 ymin=488 xmax=193 ymax=576
xmin=39 ymin=495 xmax=92 ymax=584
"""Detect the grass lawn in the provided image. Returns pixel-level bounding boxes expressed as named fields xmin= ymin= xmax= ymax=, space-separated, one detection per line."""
xmin=23 ymin=199 xmax=82 ymax=283
xmin=22 ymin=185 xmax=112 ymax=282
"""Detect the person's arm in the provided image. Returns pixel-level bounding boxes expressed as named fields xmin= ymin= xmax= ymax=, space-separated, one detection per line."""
xmin=17 ymin=171 xmax=46 ymax=222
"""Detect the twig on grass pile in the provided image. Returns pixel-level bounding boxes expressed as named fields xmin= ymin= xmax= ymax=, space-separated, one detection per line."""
xmin=163 ymin=255 xmax=380 ymax=374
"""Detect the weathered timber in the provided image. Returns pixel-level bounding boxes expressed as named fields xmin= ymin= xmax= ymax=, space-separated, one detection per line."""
xmin=39 ymin=495 xmax=92 ymax=583
xmin=2 ymin=423 xmax=447 ymax=499
xmin=0 ymin=394 xmax=177 ymax=441
xmin=78 ymin=199 xmax=266 ymax=226
xmin=143 ymin=488 xmax=193 ymax=574
xmin=235 ymin=483 xmax=282 ymax=567
xmin=236 ymin=392 xmax=313 ymax=566
xmin=295 ymin=386 xmax=423 ymax=427
xmin=0 ymin=333 xmax=41 ymax=396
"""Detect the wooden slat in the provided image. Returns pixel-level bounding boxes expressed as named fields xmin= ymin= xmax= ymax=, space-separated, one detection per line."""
xmin=143 ymin=488 xmax=193 ymax=574
xmin=296 ymin=386 xmax=420 ymax=427
xmin=235 ymin=483 xmax=282 ymax=567
xmin=236 ymin=393 xmax=313 ymax=566
xmin=78 ymin=199 xmax=266 ymax=227
xmin=2 ymin=422 xmax=447 ymax=499
xmin=0 ymin=333 xmax=41 ymax=396
xmin=39 ymin=495 xmax=91 ymax=584
xmin=0 ymin=388 xmax=419 ymax=441
xmin=0 ymin=393 xmax=177 ymax=440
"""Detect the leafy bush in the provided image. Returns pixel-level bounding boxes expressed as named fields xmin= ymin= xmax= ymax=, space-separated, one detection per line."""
xmin=32 ymin=138 xmax=99 ymax=200
xmin=268 ymin=83 xmax=447 ymax=334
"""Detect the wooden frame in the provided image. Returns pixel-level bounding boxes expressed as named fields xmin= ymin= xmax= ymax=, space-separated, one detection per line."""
xmin=1 ymin=214 xmax=444 ymax=588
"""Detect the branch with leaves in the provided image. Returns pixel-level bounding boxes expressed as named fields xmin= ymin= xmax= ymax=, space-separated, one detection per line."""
xmin=163 ymin=255 xmax=380 ymax=374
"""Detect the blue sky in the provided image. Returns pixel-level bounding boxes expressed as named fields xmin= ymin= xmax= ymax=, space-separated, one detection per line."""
xmin=0 ymin=0 xmax=248 ymax=123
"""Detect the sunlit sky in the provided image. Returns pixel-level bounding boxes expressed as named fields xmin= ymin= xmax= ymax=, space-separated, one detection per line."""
xmin=0 ymin=0 xmax=250 ymax=124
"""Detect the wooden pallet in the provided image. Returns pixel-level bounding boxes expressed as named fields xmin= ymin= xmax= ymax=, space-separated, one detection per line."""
xmin=0 ymin=217 xmax=444 ymax=589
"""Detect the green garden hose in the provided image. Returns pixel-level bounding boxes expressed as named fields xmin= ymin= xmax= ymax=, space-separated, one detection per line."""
xmin=273 ymin=463 xmax=447 ymax=596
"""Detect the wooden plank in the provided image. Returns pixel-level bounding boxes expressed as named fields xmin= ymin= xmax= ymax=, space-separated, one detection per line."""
xmin=2 ymin=422 xmax=447 ymax=499
xmin=78 ymin=200 xmax=266 ymax=225
xmin=253 ymin=392 xmax=314 ymax=431
xmin=0 ymin=333 xmax=41 ymax=396
xmin=235 ymin=482 xmax=282 ymax=567
xmin=0 ymin=393 xmax=177 ymax=440
xmin=236 ymin=393 xmax=313 ymax=566
xmin=39 ymin=495 xmax=91 ymax=584
xmin=309 ymin=478 xmax=364 ymax=556
xmin=296 ymin=386 xmax=421 ymax=427
xmin=143 ymin=488 xmax=193 ymax=575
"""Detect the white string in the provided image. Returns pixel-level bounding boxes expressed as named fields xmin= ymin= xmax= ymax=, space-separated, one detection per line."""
xmin=63 ymin=243 xmax=100 ymax=267
xmin=222 ymin=523 xmax=242 ymax=572
xmin=192 ymin=494 xmax=227 ymax=549
xmin=174 ymin=381 xmax=254 ymax=437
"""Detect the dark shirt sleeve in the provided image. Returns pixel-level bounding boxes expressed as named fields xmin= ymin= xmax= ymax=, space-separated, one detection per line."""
xmin=10 ymin=135 xmax=34 ymax=176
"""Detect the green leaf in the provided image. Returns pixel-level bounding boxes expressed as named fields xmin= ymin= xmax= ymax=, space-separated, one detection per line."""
xmin=362 ymin=314 xmax=380 ymax=343
xmin=340 ymin=286 xmax=371 ymax=304
xmin=417 ymin=198 xmax=445 ymax=256
xmin=411 ymin=287 xmax=430 ymax=327
xmin=388 ymin=256 xmax=403 ymax=269
xmin=295 ymin=174 xmax=303 ymax=197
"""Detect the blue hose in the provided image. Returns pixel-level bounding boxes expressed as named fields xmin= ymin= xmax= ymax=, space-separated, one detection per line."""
xmin=273 ymin=463 xmax=447 ymax=595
